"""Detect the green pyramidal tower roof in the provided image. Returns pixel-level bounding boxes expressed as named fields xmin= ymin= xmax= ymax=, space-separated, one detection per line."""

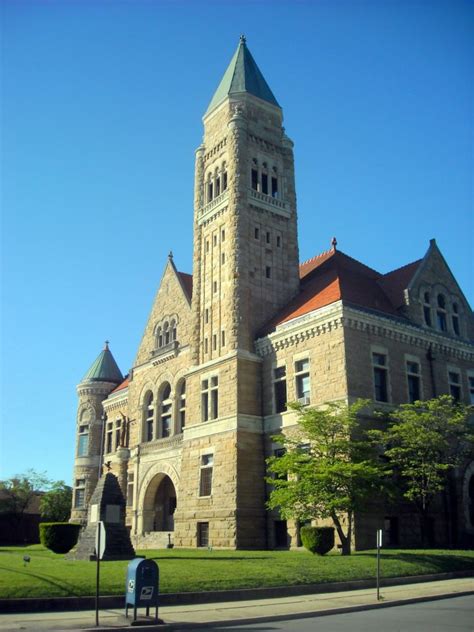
xmin=81 ymin=342 xmax=123 ymax=385
xmin=205 ymin=36 xmax=280 ymax=116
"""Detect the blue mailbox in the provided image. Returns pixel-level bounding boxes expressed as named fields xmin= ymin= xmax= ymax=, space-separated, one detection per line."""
xmin=125 ymin=557 xmax=159 ymax=621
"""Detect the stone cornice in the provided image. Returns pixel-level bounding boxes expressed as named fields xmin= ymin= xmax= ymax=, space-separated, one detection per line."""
xmin=255 ymin=302 xmax=344 ymax=356
xmin=343 ymin=305 xmax=474 ymax=361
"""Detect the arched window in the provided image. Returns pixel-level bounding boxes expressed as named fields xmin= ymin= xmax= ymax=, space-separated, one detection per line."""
xmin=452 ymin=302 xmax=460 ymax=336
xmin=222 ymin=162 xmax=228 ymax=191
xmin=436 ymin=294 xmax=447 ymax=332
xmin=144 ymin=392 xmax=154 ymax=442
xmin=156 ymin=326 xmax=163 ymax=348
xmin=164 ymin=321 xmax=170 ymax=346
xmin=215 ymin=167 xmax=220 ymax=197
xmin=261 ymin=162 xmax=268 ymax=195
xmin=271 ymin=166 xmax=278 ymax=198
xmin=251 ymin=158 xmax=259 ymax=191
xmin=423 ymin=291 xmax=432 ymax=327
xmin=177 ymin=379 xmax=186 ymax=432
xmin=170 ymin=319 xmax=177 ymax=342
xmin=207 ymin=173 xmax=213 ymax=202
xmin=159 ymin=383 xmax=172 ymax=439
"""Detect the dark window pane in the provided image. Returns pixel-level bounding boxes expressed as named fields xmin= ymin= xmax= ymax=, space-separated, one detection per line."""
xmin=275 ymin=380 xmax=287 ymax=413
xmin=408 ymin=374 xmax=420 ymax=403
xmin=199 ymin=468 xmax=213 ymax=496
xmin=197 ymin=522 xmax=209 ymax=547
xmin=262 ymin=173 xmax=268 ymax=194
xmin=251 ymin=169 xmax=258 ymax=190
xmin=374 ymin=367 xmax=388 ymax=402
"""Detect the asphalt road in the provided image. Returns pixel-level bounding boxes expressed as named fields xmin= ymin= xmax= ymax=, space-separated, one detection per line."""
xmin=204 ymin=595 xmax=474 ymax=632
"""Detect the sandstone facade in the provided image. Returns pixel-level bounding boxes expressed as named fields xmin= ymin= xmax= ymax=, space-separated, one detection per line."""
xmin=71 ymin=39 xmax=474 ymax=551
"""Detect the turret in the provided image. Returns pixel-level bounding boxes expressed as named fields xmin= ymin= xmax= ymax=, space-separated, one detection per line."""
xmin=70 ymin=342 xmax=123 ymax=524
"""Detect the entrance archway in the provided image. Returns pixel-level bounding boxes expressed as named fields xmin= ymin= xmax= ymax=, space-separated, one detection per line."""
xmin=142 ymin=473 xmax=177 ymax=533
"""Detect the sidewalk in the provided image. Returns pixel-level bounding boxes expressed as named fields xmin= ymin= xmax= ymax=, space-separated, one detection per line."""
xmin=0 ymin=577 xmax=473 ymax=631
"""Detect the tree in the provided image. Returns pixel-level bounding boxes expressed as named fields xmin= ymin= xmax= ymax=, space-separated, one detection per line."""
xmin=371 ymin=395 xmax=473 ymax=546
xmin=266 ymin=399 xmax=387 ymax=555
xmin=40 ymin=481 xmax=72 ymax=522
xmin=0 ymin=470 xmax=51 ymax=530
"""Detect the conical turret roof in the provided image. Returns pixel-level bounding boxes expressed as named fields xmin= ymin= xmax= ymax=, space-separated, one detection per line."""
xmin=205 ymin=36 xmax=279 ymax=116
xmin=80 ymin=342 xmax=123 ymax=385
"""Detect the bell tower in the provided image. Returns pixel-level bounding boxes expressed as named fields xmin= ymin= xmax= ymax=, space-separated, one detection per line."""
xmin=191 ymin=36 xmax=300 ymax=362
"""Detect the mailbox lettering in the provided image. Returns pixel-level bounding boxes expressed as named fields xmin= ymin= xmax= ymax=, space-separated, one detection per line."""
xmin=140 ymin=586 xmax=154 ymax=600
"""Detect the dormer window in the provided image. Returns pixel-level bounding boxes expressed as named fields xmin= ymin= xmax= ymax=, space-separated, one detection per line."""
xmin=452 ymin=303 xmax=460 ymax=336
xmin=423 ymin=292 xmax=432 ymax=327
xmin=436 ymin=294 xmax=447 ymax=332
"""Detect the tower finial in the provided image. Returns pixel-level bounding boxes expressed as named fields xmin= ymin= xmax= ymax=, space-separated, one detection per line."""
xmin=240 ymin=34 xmax=246 ymax=44
xmin=104 ymin=340 xmax=109 ymax=350
xmin=331 ymin=237 xmax=337 ymax=251
xmin=168 ymin=250 xmax=173 ymax=260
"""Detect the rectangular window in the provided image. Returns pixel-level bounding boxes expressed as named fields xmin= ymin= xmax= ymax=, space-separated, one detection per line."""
xmin=266 ymin=266 xmax=271 ymax=279
xmin=221 ymin=330 xmax=225 ymax=347
xmin=127 ymin=472 xmax=134 ymax=507
xmin=115 ymin=419 xmax=121 ymax=450
xmin=274 ymin=366 xmax=287 ymax=413
xmin=213 ymin=234 xmax=217 ymax=246
xmin=406 ymin=361 xmax=421 ymax=403
xmin=74 ymin=479 xmax=86 ymax=508
xmin=205 ymin=308 xmax=209 ymax=324
xmin=468 ymin=374 xmax=474 ymax=405
xmin=201 ymin=379 xmax=209 ymax=422
xmin=221 ymin=228 xmax=225 ymax=241
xmin=276 ymin=235 xmax=281 ymax=247
xmin=373 ymin=352 xmax=389 ymax=402
xmin=213 ymin=281 xmax=217 ymax=293
xmin=223 ymin=171 xmax=227 ymax=190
xmin=204 ymin=338 xmax=208 ymax=354
xmin=448 ymin=370 xmax=461 ymax=401
xmin=199 ymin=454 xmax=214 ymax=496
xmin=207 ymin=182 xmax=213 ymax=202
xmin=77 ymin=425 xmax=89 ymax=456
xmin=251 ymin=169 xmax=259 ymax=191
xmin=106 ymin=422 xmax=113 ymax=453
xmin=213 ymin=334 xmax=217 ymax=351
xmin=295 ymin=359 xmax=310 ymax=403
xmin=262 ymin=172 xmax=268 ymax=194
xmin=221 ymin=252 xmax=225 ymax=264
xmin=197 ymin=522 xmax=209 ymax=547
xmin=205 ymin=240 xmax=209 ymax=253
xmin=266 ymin=231 xmax=271 ymax=244
xmin=254 ymin=227 xmax=259 ymax=239
xmin=211 ymin=376 xmax=218 ymax=419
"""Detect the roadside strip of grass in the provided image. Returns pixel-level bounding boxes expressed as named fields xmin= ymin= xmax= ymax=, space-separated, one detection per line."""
xmin=0 ymin=546 xmax=473 ymax=600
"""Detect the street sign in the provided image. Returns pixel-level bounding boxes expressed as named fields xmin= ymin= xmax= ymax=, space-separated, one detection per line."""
xmin=95 ymin=521 xmax=106 ymax=560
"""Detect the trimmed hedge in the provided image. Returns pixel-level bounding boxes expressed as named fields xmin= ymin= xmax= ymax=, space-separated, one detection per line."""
xmin=39 ymin=522 xmax=81 ymax=554
xmin=300 ymin=526 xmax=335 ymax=555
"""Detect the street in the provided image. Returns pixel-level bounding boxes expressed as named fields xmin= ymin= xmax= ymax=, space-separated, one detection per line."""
xmin=205 ymin=595 xmax=474 ymax=632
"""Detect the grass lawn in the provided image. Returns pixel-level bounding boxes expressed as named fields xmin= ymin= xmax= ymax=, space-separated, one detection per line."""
xmin=0 ymin=546 xmax=473 ymax=599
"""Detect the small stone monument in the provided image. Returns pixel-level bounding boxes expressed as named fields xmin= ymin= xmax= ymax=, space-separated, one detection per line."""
xmin=70 ymin=473 xmax=135 ymax=560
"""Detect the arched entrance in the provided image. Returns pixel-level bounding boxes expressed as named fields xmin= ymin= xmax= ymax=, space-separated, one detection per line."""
xmin=142 ymin=473 xmax=177 ymax=533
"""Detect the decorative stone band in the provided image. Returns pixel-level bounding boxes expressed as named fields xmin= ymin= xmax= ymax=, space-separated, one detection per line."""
xmin=248 ymin=189 xmax=290 ymax=218
xmin=139 ymin=433 xmax=184 ymax=455
xmin=150 ymin=340 xmax=179 ymax=362
xmin=197 ymin=190 xmax=229 ymax=224
xmin=255 ymin=300 xmax=474 ymax=362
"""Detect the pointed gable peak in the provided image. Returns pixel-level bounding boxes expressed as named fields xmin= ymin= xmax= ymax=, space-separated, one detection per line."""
xmin=205 ymin=36 xmax=280 ymax=117
xmin=81 ymin=343 xmax=123 ymax=385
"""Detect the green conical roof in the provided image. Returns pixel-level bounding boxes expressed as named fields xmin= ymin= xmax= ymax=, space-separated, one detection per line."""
xmin=81 ymin=342 xmax=123 ymax=385
xmin=205 ymin=36 xmax=279 ymax=116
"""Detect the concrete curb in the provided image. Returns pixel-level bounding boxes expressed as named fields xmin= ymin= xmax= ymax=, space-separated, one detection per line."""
xmin=1 ymin=570 xmax=472 ymax=614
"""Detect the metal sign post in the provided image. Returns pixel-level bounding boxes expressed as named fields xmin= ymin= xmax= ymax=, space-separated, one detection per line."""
xmin=376 ymin=528 xmax=382 ymax=601
xmin=95 ymin=521 xmax=106 ymax=627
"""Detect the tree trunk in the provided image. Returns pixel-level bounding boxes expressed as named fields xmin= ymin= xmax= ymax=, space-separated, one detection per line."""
xmin=331 ymin=511 xmax=351 ymax=555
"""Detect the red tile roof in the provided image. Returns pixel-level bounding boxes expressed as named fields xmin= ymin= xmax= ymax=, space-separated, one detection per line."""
xmin=111 ymin=375 xmax=130 ymax=394
xmin=260 ymin=248 xmax=421 ymax=335
xmin=178 ymin=272 xmax=193 ymax=301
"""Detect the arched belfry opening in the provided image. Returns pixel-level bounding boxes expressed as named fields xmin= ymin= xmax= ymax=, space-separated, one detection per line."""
xmin=142 ymin=473 xmax=177 ymax=533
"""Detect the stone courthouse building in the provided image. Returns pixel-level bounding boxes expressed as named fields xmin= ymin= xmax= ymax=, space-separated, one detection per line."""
xmin=71 ymin=38 xmax=474 ymax=550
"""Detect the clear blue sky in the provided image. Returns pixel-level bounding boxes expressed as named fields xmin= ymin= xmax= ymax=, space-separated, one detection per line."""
xmin=1 ymin=0 xmax=473 ymax=484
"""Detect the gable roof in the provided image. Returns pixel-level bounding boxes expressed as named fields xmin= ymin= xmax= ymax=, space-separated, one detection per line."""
xmin=260 ymin=247 xmax=422 ymax=335
xmin=205 ymin=36 xmax=279 ymax=116
xmin=178 ymin=272 xmax=193 ymax=301
xmin=110 ymin=375 xmax=130 ymax=394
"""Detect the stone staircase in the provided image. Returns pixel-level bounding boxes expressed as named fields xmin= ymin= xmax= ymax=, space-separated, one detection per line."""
xmin=136 ymin=531 xmax=174 ymax=549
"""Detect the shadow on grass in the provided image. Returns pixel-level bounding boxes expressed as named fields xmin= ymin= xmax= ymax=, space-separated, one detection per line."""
xmin=0 ymin=565 xmax=81 ymax=597
xmin=355 ymin=552 xmax=474 ymax=570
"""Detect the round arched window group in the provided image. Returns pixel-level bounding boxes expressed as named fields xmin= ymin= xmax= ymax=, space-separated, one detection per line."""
xmin=206 ymin=161 xmax=228 ymax=203
xmin=142 ymin=379 xmax=186 ymax=442
xmin=156 ymin=319 xmax=177 ymax=349
xmin=422 ymin=290 xmax=461 ymax=337
xmin=251 ymin=159 xmax=279 ymax=197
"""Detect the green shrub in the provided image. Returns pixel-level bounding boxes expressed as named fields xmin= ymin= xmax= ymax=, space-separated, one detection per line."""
xmin=39 ymin=522 xmax=81 ymax=554
xmin=300 ymin=526 xmax=335 ymax=555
